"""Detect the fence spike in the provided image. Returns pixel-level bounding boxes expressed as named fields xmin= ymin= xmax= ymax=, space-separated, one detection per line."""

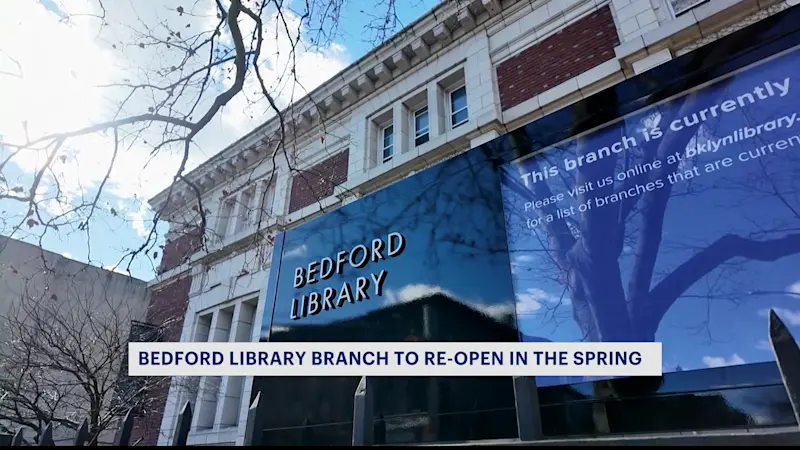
xmin=351 ymin=376 xmax=374 ymax=446
xmin=243 ymin=391 xmax=262 ymax=446
xmin=38 ymin=423 xmax=54 ymax=446
xmin=171 ymin=401 xmax=193 ymax=446
xmin=11 ymin=428 xmax=25 ymax=446
xmin=114 ymin=409 xmax=135 ymax=446
xmin=73 ymin=418 xmax=89 ymax=446
xmin=769 ymin=309 xmax=800 ymax=427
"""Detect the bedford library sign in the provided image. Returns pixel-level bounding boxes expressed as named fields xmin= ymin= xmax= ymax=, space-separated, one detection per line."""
xmin=289 ymin=232 xmax=407 ymax=320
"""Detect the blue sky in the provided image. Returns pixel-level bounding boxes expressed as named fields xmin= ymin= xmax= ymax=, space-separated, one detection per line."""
xmin=0 ymin=0 xmax=438 ymax=281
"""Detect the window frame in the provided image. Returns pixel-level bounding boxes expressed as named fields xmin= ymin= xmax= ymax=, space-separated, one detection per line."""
xmin=235 ymin=186 xmax=256 ymax=234
xmin=381 ymin=123 xmax=395 ymax=163
xmin=216 ymin=197 xmax=236 ymax=239
xmin=414 ymin=106 xmax=430 ymax=147
xmin=258 ymin=177 xmax=277 ymax=224
xmin=449 ymin=85 xmax=469 ymax=129
xmin=666 ymin=0 xmax=708 ymax=17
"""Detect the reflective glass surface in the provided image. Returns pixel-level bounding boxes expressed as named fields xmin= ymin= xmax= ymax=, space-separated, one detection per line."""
xmin=256 ymin=145 xmax=519 ymax=443
xmin=253 ymin=6 xmax=800 ymax=444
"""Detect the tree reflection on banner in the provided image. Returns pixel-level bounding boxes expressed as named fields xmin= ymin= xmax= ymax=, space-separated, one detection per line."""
xmin=500 ymin=47 xmax=800 ymax=386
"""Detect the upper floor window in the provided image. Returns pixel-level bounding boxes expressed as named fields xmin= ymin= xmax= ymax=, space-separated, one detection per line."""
xmin=216 ymin=197 xmax=235 ymax=239
xmin=235 ymin=186 xmax=255 ymax=234
xmin=258 ymin=177 xmax=277 ymax=222
xmin=414 ymin=107 xmax=430 ymax=147
xmin=382 ymin=124 xmax=394 ymax=163
xmin=450 ymin=85 xmax=468 ymax=129
xmin=668 ymin=0 xmax=707 ymax=16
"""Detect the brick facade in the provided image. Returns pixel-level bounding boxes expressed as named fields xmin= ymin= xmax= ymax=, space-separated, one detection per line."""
xmin=287 ymin=149 xmax=349 ymax=214
xmin=158 ymin=228 xmax=202 ymax=274
xmin=496 ymin=6 xmax=620 ymax=111
xmin=130 ymin=275 xmax=192 ymax=445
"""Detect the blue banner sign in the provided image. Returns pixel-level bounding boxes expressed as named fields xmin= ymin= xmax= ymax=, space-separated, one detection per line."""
xmin=500 ymin=46 xmax=800 ymax=386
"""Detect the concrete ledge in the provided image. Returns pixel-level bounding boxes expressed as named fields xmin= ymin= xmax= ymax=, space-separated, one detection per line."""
xmin=409 ymin=426 xmax=800 ymax=446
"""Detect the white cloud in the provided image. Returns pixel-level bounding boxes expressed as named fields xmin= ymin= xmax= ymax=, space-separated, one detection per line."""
xmin=0 ymin=0 xmax=350 ymax=241
xmin=758 ymin=307 xmax=800 ymax=326
xmin=385 ymin=284 xmax=454 ymax=305
xmin=283 ymin=244 xmax=307 ymax=259
xmin=382 ymin=283 xmax=570 ymax=323
xmin=515 ymin=287 xmax=570 ymax=313
xmin=384 ymin=284 xmax=514 ymax=320
xmin=702 ymin=353 xmax=745 ymax=368
xmin=514 ymin=254 xmax=534 ymax=264
xmin=756 ymin=340 xmax=772 ymax=351
xmin=515 ymin=289 xmax=543 ymax=314
xmin=0 ymin=1 xmax=187 ymax=227
xmin=61 ymin=251 xmax=73 ymax=259
xmin=127 ymin=203 xmax=153 ymax=238
xmin=787 ymin=281 xmax=800 ymax=296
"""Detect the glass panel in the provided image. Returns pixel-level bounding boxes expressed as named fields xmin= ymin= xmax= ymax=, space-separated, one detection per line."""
xmin=604 ymin=384 xmax=794 ymax=433
xmin=263 ymin=421 xmax=353 ymax=446
xmin=262 ymin=125 xmax=521 ymax=445
xmin=538 ymin=384 xmax=793 ymax=437
xmin=415 ymin=133 xmax=430 ymax=146
xmin=383 ymin=145 xmax=393 ymax=160
xmin=383 ymin=125 xmax=394 ymax=147
xmin=451 ymin=108 xmax=468 ymax=127
xmin=450 ymin=86 xmax=467 ymax=111
xmin=415 ymin=108 xmax=429 ymax=136
xmin=498 ymin=46 xmax=800 ymax=391
xmin=379 ymin=407 xmax=518 ymax=444
xmin=537 ymin=363 xmax=786 ymax=406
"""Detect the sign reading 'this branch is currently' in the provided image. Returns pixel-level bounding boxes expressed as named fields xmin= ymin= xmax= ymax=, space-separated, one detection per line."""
xmin=289 ymin=232 xmax=407 ymax=320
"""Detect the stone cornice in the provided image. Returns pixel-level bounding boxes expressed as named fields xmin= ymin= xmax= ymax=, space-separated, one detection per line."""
xmin=149 ymin=0 xmax=522 ymax=215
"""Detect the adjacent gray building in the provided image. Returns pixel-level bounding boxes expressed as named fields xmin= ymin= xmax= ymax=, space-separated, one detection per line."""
xmin=0 ymin=235 xmax=151 ymax=444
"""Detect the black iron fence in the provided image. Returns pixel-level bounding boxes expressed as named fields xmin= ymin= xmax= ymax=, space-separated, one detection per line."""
xmin=3 ymin=400 xmax=194 ymax=446
xmin=3 ymin=308 xmax=800 ymax=446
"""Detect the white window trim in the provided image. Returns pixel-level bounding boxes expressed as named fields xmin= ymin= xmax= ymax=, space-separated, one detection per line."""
xmin=414 ymin=106 xmax=430 ymax=146
xmin=381 ymin=124 xmax=394 ymax=163
xmin=449 ymin=85 xmax=468 ymax=129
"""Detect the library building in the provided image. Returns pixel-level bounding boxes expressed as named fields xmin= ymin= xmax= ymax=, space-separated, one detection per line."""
xmin=145 ymin=0 xmax=800 ymax=446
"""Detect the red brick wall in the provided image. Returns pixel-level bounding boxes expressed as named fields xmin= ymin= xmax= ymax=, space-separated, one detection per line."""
xmin=287 ymin=149 xmax=349 ymax=214
xmin=130 ymin=275 xmax=192 ymax=445
xmin=496 ymin=6 xmax=620 ymax=111
xmin=158 ymin=228 xmax=202 ymax=274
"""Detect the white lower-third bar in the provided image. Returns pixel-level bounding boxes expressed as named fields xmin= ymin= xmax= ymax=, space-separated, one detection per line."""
xmin=128 ymin=342 xmax=662 ymax=377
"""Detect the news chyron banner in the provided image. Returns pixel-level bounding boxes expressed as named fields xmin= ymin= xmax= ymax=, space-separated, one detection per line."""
xmin=500 ymin=45 xmax=800 ymax=386
xmin=129 ymin=342 xmax=662 ymax=377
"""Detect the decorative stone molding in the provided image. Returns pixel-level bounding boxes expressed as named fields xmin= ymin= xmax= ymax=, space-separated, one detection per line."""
xmin=676 ymin=1 xmax=793 ymax=56
xmin=149 ymin=0 xmax=523 ymax=215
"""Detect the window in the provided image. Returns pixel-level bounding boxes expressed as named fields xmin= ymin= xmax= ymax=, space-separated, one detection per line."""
xmin=414 ymin=107 xmax=430 ymax=146
xmin=235 ymin=187 xmax=255 ymax=233
xmin=258 ymin=178 xmax=276 ymax=223
xmin=216 ymin=197 xmax=235 ymax=239
xmin=668 ymin=0 xmax=707 ymax=16
xmin=450 ymin=86 xmax=468 ymax=128
xmin=382 ymin=124 xmax=394 ymax=162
